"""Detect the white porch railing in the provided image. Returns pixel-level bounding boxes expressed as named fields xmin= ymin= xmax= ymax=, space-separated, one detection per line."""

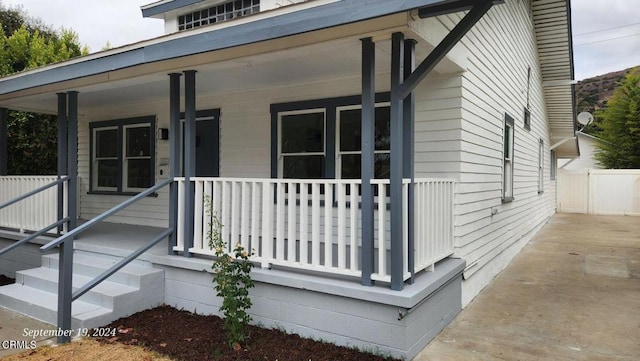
xmin=176 ymin=177 xmax=455 ymax=283
xmin=0 ymin=176 xmax=66 ymax=233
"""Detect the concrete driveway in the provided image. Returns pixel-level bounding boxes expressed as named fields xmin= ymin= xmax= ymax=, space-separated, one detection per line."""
xmin=415 ymin=213 xmax=640 ymax=361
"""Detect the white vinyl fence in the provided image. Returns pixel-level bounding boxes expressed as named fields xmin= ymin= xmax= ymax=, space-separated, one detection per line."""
xmin=176 ymin=177 xmax=455 ymax=283
xmin=0 ymin=176 xmax=65 ymax=232
xmin=557 ymin=169 xmax=640 ymax=216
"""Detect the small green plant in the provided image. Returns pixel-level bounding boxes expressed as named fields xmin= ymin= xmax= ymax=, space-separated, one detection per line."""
xmin=206 ymin=197 xmax=255 ymax=349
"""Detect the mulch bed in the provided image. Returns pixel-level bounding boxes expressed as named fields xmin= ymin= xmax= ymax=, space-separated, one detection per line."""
xmin=0 ymin=274 xmax=15 ymax=286
xmin=98 ymin=305 xmax=398 ymax=361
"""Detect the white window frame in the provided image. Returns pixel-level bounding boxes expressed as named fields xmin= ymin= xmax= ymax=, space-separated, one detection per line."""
xmin=336 ymin=103 xmax=391 ymax=180
xmin=123 ymin=123 xmax=153 ymax=193
xmin=538 ymin=138 xmax=544 ymax=194
xmin=503 ymin=114 xmax=515 ymax=202
xmin=92 ymin=126 xmax=118 ymax=192
xmin=277 ymin=108 xmax=326 ymax=179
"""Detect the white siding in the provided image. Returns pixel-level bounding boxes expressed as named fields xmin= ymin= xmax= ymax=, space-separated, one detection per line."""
xmin=413 ymin=0 xmax=556 ymax=305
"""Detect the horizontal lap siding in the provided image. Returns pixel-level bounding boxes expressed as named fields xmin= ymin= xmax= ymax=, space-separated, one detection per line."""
xmin=425 ymin=0 xmax=556 ymax=304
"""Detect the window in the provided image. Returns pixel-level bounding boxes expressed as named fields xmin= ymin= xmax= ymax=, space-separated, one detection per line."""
xmin=550 ymin=150 xmax=557 ymax=180
xmin=278 ymin=110 xmax=325 ymax=178
xmin=503 ymin=113 xmax=515 ymax=202
xmin=272 ymin=94 xmax=391 ymax=180
xmin=337 ymin=105 xmax=390 ymax=179
xmin=178 ymin=0 xmax=260 ymax=30
xmin=538 ymin=139 xmax=544 ymax=193
xmin=90 ymin=116 xmax=155 ymax=193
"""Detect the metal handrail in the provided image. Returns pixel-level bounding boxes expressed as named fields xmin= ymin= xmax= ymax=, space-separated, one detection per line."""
xmin=72 ymin=227 xmax=173 ymax=301
xmin=41 ymin=177 xmax=173 ymax=251
xmin=0 ymin=176 xmax=69 ymax=211
xmin=0 ymin=218 xmax=70 ymax=257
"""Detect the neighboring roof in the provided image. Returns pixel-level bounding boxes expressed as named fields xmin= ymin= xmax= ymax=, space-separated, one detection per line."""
xmin=531 ymin=0 xmax=578 ymax=158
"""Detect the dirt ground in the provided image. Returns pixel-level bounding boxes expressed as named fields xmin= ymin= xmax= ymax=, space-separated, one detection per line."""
xmin=3 ymin=305 xmax=397 ymax=361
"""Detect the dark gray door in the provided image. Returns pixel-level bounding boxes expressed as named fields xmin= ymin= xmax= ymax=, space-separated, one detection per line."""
xmin=195 ymin=118 xmax=219 ymax=177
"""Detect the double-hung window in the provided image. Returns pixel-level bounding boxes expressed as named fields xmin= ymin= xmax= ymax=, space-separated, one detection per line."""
xmin=538 ymin=139 xmax=544 ymax=193
xmin=273 ymin=95 xmax=391 ymax=181
xmin=503 ymin=113 xmax=515 ymax=202
xmin=278 ymin=110 xmax=325 ymax=179
xmin=90 ymin=116 xmax=155 ymax=193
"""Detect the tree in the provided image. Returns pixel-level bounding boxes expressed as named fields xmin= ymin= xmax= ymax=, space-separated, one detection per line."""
xmin=0 ymin=4 xmax=87 ymax=174
xmin=594 ymin=71 xmax=640 ymax=169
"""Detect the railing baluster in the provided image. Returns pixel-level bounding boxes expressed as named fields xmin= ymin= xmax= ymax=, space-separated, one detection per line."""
xmin=287 ymin=181 xmax=296 ymax=262
xmin=241 ymin=181 xmax=250 ymax=251
xmin=231 ymin=181 xmax=240 ymax=247
xmin=299 ymin=182 xmax=308 ymax=264
xmin=311 ymin=182 xmax=320 ymax=267
xmin=377 ymin=183 xmax=386 ymax=278
xmin=202 ymin=180 xmax=212 ymax=251
xmin=222 ymin=180 xmax=231 ymax=252
xmin=276 ymin=182 xmax=285 ymax=261
xmin=349 ymin=183 xmax=358 ymax=272
xmin=194 ymin=180 xmax=204 ymax=251
xmin=324 ymin=182 xmax=333 ymax=267
xmin=177 ymin=180 xmax=185 ymax=250
xmin=250 ymin=181 xmax=259 ymax=255
xmin=337 ymin=183 xmax=346 ymax=269
xmin=261 ymin=181 xmax=273 ymax=268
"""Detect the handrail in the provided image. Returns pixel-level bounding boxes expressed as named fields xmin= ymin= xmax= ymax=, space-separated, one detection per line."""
xmin=40 ymin=177 xmax=173 ymax=251
xmin=0 ymin=218 xmax=70 ymax=257
xmin=0 ymin=176 xmax=69 ymax=211
xmin=72 ymin=227 xmax=173 ymax=301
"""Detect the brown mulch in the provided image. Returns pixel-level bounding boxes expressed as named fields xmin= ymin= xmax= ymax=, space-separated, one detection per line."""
xmin=98 ymin=305 xmax=398 ymax=361
xmin=0 ymin=274 xmax=15 ymax=286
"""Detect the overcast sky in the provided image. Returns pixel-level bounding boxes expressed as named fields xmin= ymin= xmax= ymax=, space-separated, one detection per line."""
xmin=2 ymin=0 xmax=639 ymax=80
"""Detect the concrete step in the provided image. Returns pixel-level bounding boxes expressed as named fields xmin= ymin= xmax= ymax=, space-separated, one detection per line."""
xmin=16 ymin=267 xmax=137 ymax=309
xmin=0 ymin=284 xmax=112 ymax=329
xmin=42 ymin=252 xmax=161 ymax=288
xmin=0 ymin=251 xmax=164 ymax=329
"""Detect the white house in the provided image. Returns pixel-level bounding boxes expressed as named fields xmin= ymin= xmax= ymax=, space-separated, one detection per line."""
xmin=558 ymin=131 xmax=602 ymax=170
xmin=0 ymin=0 xmax=577 ymax=359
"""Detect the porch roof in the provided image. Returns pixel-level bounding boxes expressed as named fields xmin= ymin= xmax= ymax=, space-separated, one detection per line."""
xmin=0 ymin=0 xmax=466 ymax=103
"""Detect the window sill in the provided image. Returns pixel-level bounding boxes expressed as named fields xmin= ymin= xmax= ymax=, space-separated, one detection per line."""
xmin=87 ymin=191 xmax=159 ymax=198
xmin=501 ymin=197 xmax=514 ymax=204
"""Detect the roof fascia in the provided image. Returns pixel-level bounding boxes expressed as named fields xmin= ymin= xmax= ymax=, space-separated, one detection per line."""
xmin=142 ymin=0 xmax=205 ymax=18
xmin=0 ymin=0 xmax=459 ymax=97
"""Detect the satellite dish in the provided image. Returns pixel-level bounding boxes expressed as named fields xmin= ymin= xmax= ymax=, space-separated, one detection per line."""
xmin=577 ymin=112 xmax=594 ymax=126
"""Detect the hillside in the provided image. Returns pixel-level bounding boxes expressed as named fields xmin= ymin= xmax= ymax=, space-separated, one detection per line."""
xmin=575 ymin=65 xmax=640 ymax=114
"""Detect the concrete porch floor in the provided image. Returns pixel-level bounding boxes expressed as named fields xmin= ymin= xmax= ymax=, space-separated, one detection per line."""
xmin=414 ymin=213 xmax=640 ymax=361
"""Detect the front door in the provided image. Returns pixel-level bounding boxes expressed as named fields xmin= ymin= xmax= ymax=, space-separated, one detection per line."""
xmin=182 ymin=109 xmax=220 ymax=177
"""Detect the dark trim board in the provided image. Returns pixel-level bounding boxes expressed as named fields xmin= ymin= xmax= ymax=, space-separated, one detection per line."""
xmin=142 ymin=0 xmax=205 ymax=18
xmin=0 ymin=0 xmax=472 ymax=96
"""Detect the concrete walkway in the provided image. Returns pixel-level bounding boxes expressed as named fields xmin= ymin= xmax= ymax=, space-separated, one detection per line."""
xmin=415 ymin=213 xmax=640 ymax=361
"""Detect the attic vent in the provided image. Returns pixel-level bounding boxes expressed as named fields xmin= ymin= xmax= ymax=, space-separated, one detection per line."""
xmin=178 ymin=0 xmax=260 ymax=30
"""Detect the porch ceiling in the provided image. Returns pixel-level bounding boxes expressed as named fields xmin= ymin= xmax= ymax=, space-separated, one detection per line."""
xmin=0 ymin=33 xmax=451 ymax=116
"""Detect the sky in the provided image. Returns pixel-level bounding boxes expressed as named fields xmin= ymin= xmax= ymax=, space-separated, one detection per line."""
xmin=2 ymin=0 xmax=639 ymax=81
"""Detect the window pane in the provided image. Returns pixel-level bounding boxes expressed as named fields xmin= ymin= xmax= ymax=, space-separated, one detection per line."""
xmin=340 ymin=109 xmax=361 ymax=152
xmin=96 ymin=129 xmax=118 ymax=158
xmin=281 ymin=113 xmax=324 ymax=153
xmin=341 ymin=154 xmax=360 ymax=179
xmin=375 ymin=107 xmax=391 ymax=151
xmin=97 ymin=160 xmax=118 ymax=188
xmin=127 ymin=159 xmax=152 ymax=188
xmin=341 ymin=153 xmax=390 ymax=179
xmin=339 ymin=106 xmax=390 ymax=152
xmin=126 ymin=126 xmax=151 ymax=157
xmin=374 ymin=153 xmax=390 ymax=179
xmin=283 ymin=155 xmax=324 ymax=179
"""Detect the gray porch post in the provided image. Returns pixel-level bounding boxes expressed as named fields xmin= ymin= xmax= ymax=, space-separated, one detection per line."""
xmin=360 ymin=37 xmax=375 ymax=286
xmin=168 ymin=73 xmax=181 ymax=254
xmin=0 ymin=108 xmax=7 ymax=176
xmin=403 ymin=40 xmax=416 ymax=282
xmin=390 ymin=32 xmax=405 ymax=291
xmin=183 ymin=70 xmax=196 ymax=257
xmin=57 ymin=90 xmax=78 ymax=343
xmin=57 ymin=93 xmax=68 ymax=235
